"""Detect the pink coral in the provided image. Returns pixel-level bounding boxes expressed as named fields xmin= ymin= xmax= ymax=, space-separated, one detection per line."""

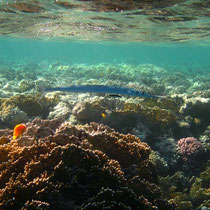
xmin=177 ymin=137 xmax=204 ymax=162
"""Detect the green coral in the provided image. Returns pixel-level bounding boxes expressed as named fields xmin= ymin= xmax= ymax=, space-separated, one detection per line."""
xmin=0 ymin=93 xmax=58 ymax=119
xmin=73 ymin=98 xmax=179 ymax=135
xmin=169 ymin=196 xmax=193 ymax=210
xmin=159 ymin=165 xmax=210 ymax=209
xmin=189 ymin=165 xmax=210 ymax=207
xmin=141 ymin=97 xmax=183 ymax=112
xmin=190 ymin=178 xmax=210 ymax=207
xmin=200 ymin=166 xmax=210 ymax=187
xmin=122 ymin=100 xmax=177 ymax=128
xmin=18 ymin=79 xmax=35 ymax=92
xmin=159 ymin=172 xmax=189 ymax=199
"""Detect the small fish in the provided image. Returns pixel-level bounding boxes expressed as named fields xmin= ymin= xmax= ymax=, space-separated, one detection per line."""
xmin=101 ymin=113 xmax=106 ymax=119
xmin=13 ymin=124 xmax=26 ymax=140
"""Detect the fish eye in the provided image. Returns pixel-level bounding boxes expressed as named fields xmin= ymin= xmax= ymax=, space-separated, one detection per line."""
xmin=136 ymin=91 xmax=138 ymax=95
xmin=142 ymin=92 xmax=145 ymax=95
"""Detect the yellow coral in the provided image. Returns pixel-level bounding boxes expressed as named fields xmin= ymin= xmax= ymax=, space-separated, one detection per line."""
xmin=0 ymin=94 xmax=58 ymax=119
xmin=123 ymin=101 xmax=177 ymax=127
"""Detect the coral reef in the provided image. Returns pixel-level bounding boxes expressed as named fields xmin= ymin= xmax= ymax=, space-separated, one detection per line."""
xmin=75 ymin=187 xmax=154 ymax=209
xmin=72 ymin=100 xmax=104 ymax=123
xmin=48 ymin=102 xmax=71 ymax=120
xmin=1 ymin=63 xmax=209 ymax=101
xmin=72 ymin=97 xmax=180 ymax=138
xmin=177 ymin=137 xmax=204 ymax=162
xmin=18 ymin=79 xmax=35 ymax=92
xmin=159 ymin=164 xmax=210 ymax=209
xmin=0 ymin=118 xmax=173 ymax=209
xmin=0 ymin=94 xmax=58 ymax=128
xmin=7 ymin=2 xmax=44 ymax=13
xmin=0 ymin=106 xmax=28 ymax=129
xmin=0 ymin=61 xmax=209 ymax=210
xmin=177 ymin=137 xmax=206 ymax=175
xmin=149 ymin=151 xmax=169 ymax=176
xmin=179 ymin=97 xmax=210 ymax=137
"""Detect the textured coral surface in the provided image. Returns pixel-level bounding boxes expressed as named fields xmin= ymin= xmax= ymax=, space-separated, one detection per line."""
xmin=0 ymin=119 xmax=172 ymax=209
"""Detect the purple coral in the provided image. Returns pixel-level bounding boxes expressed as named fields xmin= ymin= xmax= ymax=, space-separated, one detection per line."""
xmin=177 ymin=137 xmax=204 ymax=162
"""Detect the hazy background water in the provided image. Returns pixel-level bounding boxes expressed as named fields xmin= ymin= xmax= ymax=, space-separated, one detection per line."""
xmin=0 ymin=38 xmax=210 ymax=73
xmin=0 ymin=0 xmax=210 ymax=78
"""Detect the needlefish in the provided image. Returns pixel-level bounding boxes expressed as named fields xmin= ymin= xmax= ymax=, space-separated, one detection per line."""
xmin=44 ymin=85 xmax=159 ymax=98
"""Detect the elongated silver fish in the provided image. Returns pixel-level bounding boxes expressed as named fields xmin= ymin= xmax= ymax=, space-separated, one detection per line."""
xmin=45 ymin=85 xmax=159 ymax=98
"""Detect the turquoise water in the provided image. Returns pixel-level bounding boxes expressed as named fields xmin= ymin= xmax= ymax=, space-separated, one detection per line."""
xmin=1 ymin=37 xmax=210 ymax=70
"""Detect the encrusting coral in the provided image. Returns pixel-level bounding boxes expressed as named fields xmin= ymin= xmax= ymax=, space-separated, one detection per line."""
xmin=72 ymin=97 xmax=180 ymax=137
xmin=0 ymin=94 xmax=58 ymax=128
xmin=0 ymin=118 xmax=173 ymax=209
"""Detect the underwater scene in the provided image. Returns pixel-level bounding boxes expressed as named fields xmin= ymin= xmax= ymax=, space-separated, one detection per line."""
xmin=0 ymin=0 xmax=210 ymax=209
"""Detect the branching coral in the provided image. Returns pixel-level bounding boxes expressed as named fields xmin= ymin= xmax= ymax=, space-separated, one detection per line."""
xmin=0 ymin=142 xmax=125 ymax=209
xmin=79 ymin=122 xmax=151 ymax=168
xmin=177 ymin=137 xmax=204 ymax=162
xmin=177 ymin=137 xmax=206 ymax=174
xmin=0 ymin=118 xmax=172 ymax=209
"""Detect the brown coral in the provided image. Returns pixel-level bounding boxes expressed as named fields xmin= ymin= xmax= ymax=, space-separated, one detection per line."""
xmin=0 ymin=118 xmax=172 ymax=209
xmin=0 ymin=143 xmax=124 ymax=209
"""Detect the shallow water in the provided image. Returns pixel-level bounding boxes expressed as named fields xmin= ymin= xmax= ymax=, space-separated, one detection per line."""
xmin=1 ymin=37 xmax=210 ymax=66
xmin=0 ymin=0 xmax=210 ymax=209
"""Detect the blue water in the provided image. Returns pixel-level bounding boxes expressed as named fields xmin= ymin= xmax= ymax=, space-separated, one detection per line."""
xmin=1 ymin=37 xmax=210 ymax=72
